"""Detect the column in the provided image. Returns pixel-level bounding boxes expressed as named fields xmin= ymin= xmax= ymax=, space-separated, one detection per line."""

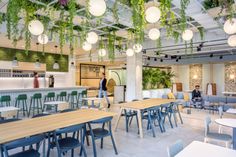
xmin=126 ymin=52 xmax=143 ymax=101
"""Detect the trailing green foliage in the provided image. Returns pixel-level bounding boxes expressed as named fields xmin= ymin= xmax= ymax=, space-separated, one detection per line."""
xmin=108 ymin=32 xmax=115 ymax=61
xmin=143 ymin=67 xmax=175 ymax=89
xmin=180 ymin=0 xmax=190 ymax=32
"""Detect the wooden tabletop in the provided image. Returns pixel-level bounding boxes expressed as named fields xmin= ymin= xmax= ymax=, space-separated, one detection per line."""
xmin=175 ymin=141 xmax=236 ymax=157
xmin=0 ymin=109 xmax=116 ymax=144
xmin=118 ymin=98 xmax=176 ymax=110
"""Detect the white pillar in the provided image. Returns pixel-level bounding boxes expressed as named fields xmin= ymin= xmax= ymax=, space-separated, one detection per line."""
xmin=67 ymin=55 xmax=76 ymax=86
xmin=126 ymin=52 xmax=143 ymax=101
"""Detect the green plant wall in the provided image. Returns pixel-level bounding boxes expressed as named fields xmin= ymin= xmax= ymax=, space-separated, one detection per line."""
xmin=0 ymin=47 xmax=69 ymax=72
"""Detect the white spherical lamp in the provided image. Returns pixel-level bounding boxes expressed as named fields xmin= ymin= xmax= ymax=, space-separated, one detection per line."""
xmin=88 ymin=0 xmax=106 ymax=17
xmin=86 ymin=32 xmax=99 ymax=44
xmin=126 ymin=48 xmax=134 ymax=57
xmin=148 ymin=28 xmax=160 ymax=40
xmin=82 ymin=42 xmax=92 ymax=51
xmin=228 ymin=35 xmax=236 ymax=47
xmin=98 ymin=49 xmax=106 ymax=57
xmin=182 ymin=29 xmax=193 ymax=41
xmin=38 ymin=34 xmax=48 ymax=44
xmin=145 ymin=6 xmax=161 ymax=23
xmin=28 ymin=20 xmax=44 ymax=36
xmin=224 ymin=18 xmax=236 ymax=35
xmin=133 ymin=44 xmax=143 ymax=53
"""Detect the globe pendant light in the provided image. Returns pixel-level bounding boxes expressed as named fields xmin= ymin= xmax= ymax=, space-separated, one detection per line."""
xmin=224 ymin=18 xmax=236 ymax=35
xmin=28 ymin=20 xmax=44 ymax=36
xmin=35 ymin=59 xmax=41 ymax=68
xmin=228 ymin=35 xmax=236 ymax=47
xmin=148 ymin=28 xmax=160 ymax=40
xmin=12 ymin=57 xmax=19 ymax=67
xmin=86 ymin=32 xmax=99 ymax=44
xmin=38 ymin=34 xmax=48 ymax=44
xmin=82 ymin=42 xmax=92 ymax=51
xmin=145 ymin=6 xmax=161 ymax=23
xmin=53 ymin=61 xmax=60 ymax=70
xmin=88 ymin=0 xmax=106 ymax=17
xmin=133 ymin=44 xmax=143 ymax=53
xmin=126 ymin=48 xmax=134 ymax=57
xmin=182 ymin=29 xmax=193 ymax=41
xmin=98 ymin=49 xmax=106 ymax=57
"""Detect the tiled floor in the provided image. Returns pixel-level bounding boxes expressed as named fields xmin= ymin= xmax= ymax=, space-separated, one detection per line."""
xmin=8 ymin=105 xmax=236 ymax=157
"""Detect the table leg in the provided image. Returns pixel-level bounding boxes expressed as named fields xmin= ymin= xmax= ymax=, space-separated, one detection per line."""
xmin=91 ymin=100 xmax=95 ymax=108
xmin=233 ymin=128 xmax=236 ymax=150
xmin=137 ymin=110 xmax=143 ymax=138
xmin=114 ymin=108 xmax=123 ymax=131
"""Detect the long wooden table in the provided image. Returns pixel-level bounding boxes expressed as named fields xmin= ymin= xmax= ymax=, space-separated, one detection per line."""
xmin=114 ymin=98 xmax=176 ymax=138
xmin=0 ymin=109 xmax=116 ymax=144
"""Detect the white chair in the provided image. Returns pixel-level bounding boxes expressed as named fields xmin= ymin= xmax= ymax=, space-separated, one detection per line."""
xmin=167 ymin=140 xmax=184 ymax=157
xmin=204 ymin=116 xmax=232 ymax=148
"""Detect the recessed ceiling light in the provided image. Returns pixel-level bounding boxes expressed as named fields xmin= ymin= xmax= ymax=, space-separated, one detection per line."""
xmin=176 ymin=59 xmax=179 ymax=62
xmin=165 ymin=54 xmax=168 ymax=58
xmin=160 ymin=59 xmax=163 ymax=62
xmin=147 ymin=57 xmax=150 ymax=60
xmin=210 ymin=54 xmax=213 ymax=57
xmin=154 ymin=58 xmax=157 ymax=61
xmin=219 ymin=55 xmax=223 ymax=59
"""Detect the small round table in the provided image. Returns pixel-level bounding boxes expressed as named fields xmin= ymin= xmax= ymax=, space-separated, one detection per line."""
xmin=215 ymin=118 xmax=236 ymax=150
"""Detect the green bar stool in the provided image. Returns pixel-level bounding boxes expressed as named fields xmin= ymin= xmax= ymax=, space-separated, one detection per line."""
xmin=15 ymin=94 xmax=28 ymax=117
xmin=28 ymin=93 xmax=43 ymax=117
xmin=68 ymin=91 xmax=79 ymax=109
xmin=57 ymin=91 xmax=67 ymax=101
xmin=44 ymin=92 xmax=55 ymax=102
xmin=0 ymin=95 xmax=11 ymax=107
xmin=78 ymin=90 xmax=88 ymax=106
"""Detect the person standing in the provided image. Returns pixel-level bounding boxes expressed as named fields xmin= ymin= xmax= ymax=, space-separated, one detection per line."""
xmin=99 ymin=73 xmax=111 ymax=108
xmin=49 ymin=75 xmax=55 ymax=88
xmin=33 ymin=72 xmax=39 ymax=88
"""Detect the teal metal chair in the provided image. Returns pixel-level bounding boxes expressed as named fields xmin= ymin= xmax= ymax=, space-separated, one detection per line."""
xmin=85 ymin=117 xmax=118 ymax=157
xmin=79 ymin=90 xmax=87 ymax=106
xmin=15 ymin=94 xmax=28 ymax=117
xmin=57 ymin=91 xmax=67 ymax=101
xmin=2 ymin=134 xmax=45 ymax=157
xmin=44 ymin=92 xmax=55 ymax=102
xmin=167 ymin=140 xmax=184 ymax=157
xmin=28 ymin=93 xmax=43 ymax=117
xmin=204 ymin=116 xmax=232 ymax=148
xmin=0 ymin=95 xmax=11 ymax=107
xmin=68 ymin=91 xmax=79 ymax=109
xmin=47 ymin=124 xmax=87 ymax=157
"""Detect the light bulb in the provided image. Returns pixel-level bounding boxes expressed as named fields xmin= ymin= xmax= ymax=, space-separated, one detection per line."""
xmin=86 ymin=32 xmax=99 ymax=44
xmin=228 ymin=35 xmax=236 ymax=47
xmin=148 ymin=28 xmax=160 ymax=40
xmin=38 ymin=34 xmax=48 ymax=44
xmin=82 ymin=42 xmax=92 ymax=51
xmin=126 ymin=48 xmax=134 ymax=57
xmin=88 ymin=0 xmax=106 ymax=17
xmin=98 ymin=49 xmax=106 ymax=57
xmin=182 ymin=29 xmax=193 ymax=41
xmin=145 ymin=6 xmax=161 ymax=23
xmin=28 ymin=20 xmax=44 ymax=36
xmin=224 ymin=18 xmax=236 ymax=35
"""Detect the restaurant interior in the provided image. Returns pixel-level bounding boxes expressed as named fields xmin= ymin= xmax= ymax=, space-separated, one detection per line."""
xmin=0 ymin=0 xmax=236 ymax=157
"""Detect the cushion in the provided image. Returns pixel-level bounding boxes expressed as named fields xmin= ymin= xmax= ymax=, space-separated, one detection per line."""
xmin=183 ymin=93 xmax=190 ymax=101
xmin=176 ymin=92 xmax=184 ymax=99
xmin=167 ymin=93 xmax=176 ymax=99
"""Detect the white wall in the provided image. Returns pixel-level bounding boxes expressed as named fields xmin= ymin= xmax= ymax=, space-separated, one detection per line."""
xmin=175 ymin=65 xmax=190 ymax=91
xmin=202 ymin=64 xmax=211 ymax=94
xmin=212 ymin=64 xmax=225 ymax=96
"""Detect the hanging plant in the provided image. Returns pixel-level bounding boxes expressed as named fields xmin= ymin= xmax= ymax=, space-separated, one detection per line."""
xmin=197 ymin=27 xmax=204 ymax=40
xmin=68 ymin=0 xmax=76 ymax=56
xmin=59 ymin=11 xmax=66 ymax=54
xmin=156 ymin=37 xmax=162 ymax=54
xmin=173 ymin=31 xmax=180 ymax=43
xmin=130 ymin=0 xmax=146 ymax=43
xmin=180 ymin=0 xmax=190 ymax=32
xmin=112 ymin=0 xmax=119 ymax=23
xmin=108 ymin=32 xmax=115 ymax=61
xmin=190 ymin=39 xmax=193 ymax=54
xmin=6 ymin=0 xmax=22 ymax=47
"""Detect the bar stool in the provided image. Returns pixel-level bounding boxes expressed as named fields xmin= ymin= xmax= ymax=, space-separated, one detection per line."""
xmin=0 ymin=95 xmax=11 ymax=107
xmin=44 ymin=92 xmax=55 ymax=102
xmin=57 ymin=91 xmax=67 ymax=101
xmin=28 ymin=93 xmax=43 ymax=117
xmin=78 ymin=90 xmax=87 ymax=106
xmin=15 ymin=94 xmax=28 ymax=117
xmin=68 ymin=91 xmax=79 ymax=108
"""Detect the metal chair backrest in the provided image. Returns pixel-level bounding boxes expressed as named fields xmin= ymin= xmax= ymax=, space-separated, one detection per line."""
xmin=205 ymin=116 xmax=211 ymax=136
xmin=60 ymin=108 xmax=76 ymax=113
xmin=0 ymin=118 xmax=21 ymax=124
xmin=167 ymin=140 xmax=184 ymax=157
xmin=0 ymin=96 xmax=11 ymax=102
xmin=55 ymin=124 xmax=85 ymax=134
xmin=3 ymin=134 xmax=45 ymax=150
xmin=16 ymin=94 xmax=27 ymax=100
xmin=32 ymin=113 xmax=50 ymax=118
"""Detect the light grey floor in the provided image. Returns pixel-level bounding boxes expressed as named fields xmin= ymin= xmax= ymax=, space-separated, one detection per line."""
xmin=8 ymin=105 xmax=236 ymax=157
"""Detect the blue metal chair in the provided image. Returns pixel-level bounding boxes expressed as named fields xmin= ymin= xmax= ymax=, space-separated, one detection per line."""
xmin=60 ymin=108 xmax=76 ymax=113
xmin=161 ymin=103 xmax=174 ymax=128
xmin=86 ymin=116 xmax=118 ymax=157
xmin=169 ymin=103 xmax=183 ymax=127
xmin=2 ymin=134 xmax=45 ymax=157
xmin=47 ymin=124 xmax=87 ymax=157
xmin=32 ymin=113 xmax=50 ymax=118
xmin=167 ymin=140 xmax=184 ymax=157
xmin=142 ymin=106 xmax=165 ymax=137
